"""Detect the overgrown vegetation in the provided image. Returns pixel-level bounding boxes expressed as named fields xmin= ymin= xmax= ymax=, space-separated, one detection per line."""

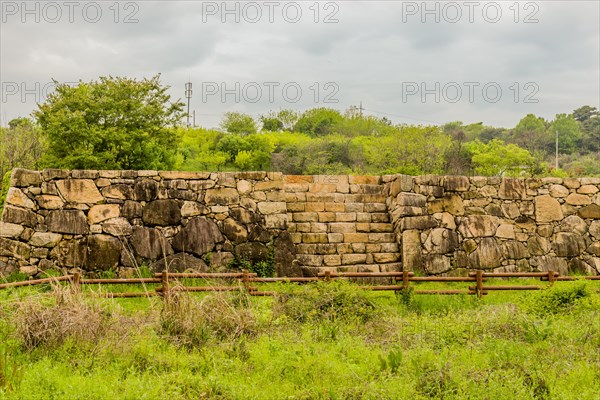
xmin=2 ymin=76 xmax=599 ymax=180
xmin=0 ymin=279 xmax=598 ymax=399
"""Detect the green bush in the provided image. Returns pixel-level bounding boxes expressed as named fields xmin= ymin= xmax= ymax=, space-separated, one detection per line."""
xmin=273 ymin=280 xmax=377 ymax=323
xmin=527 ymin=282 xmax=590 ymax=315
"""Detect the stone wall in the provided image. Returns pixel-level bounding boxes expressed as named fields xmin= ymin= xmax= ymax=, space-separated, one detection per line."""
xmin=387 ymin=175 xmax=600 ymax=275
xmin=1 ymin=169 xmax=599 ymax=277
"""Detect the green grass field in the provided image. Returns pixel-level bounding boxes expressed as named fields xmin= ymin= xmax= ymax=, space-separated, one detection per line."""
xmin=1 ymin=278 xmax=599 ymax=400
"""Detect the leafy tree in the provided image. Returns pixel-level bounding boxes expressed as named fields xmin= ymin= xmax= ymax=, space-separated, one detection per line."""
xmin=511 ymin=114 xmax=550 ymax=154
xmin=573 ymin=106 xmax=600 ymax=152
xmin=220 ymin=112 xmax=257 ymax=135
xmin=293 ymin=108 xmax=343 ymax=136
xmin=550 ymin=114 xmax=581 ymax=154
xmin=573 ymin=105 xmax=598 ymax=123
xmin=35 ymin=75 xmax=184 ymax=170
xmin=465 ymin=139 xmax=537 ymax=177
xmin=0 ymin=118 xmax=46 ymax=179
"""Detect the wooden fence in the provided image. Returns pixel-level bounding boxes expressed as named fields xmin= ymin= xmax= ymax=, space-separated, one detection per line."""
xmin=1 ymin=271 xmax=598 ymax=299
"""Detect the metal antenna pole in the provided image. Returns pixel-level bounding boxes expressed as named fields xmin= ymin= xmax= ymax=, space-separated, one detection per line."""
xmin=185 ymin=81 xmax=193 ymax=128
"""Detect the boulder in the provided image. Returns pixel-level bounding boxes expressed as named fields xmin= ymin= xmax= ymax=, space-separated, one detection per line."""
xmin=423 ymin=228 xmax=458 ymax=254
xmin=423 ymin=254 xmax=452 ymax=274
xmin=151 ymin=253 xmax=208 ymax=272
xmin=527 ymin=236 xmax=550 ymax=256
xmin=0 ymin=222 xmax=24 ymax=238
xmin=402 ymin=230 xmax=423 ymax=273
xmin=131 ymin=227 xmax=174 ymax=260
xmin=549 ymin=185 xmax=569 ymax=198
xmin=101 ymin=184 xmax=133 ymax=200
xmin=553 ymin=232 xmax=586 ymax=257
xmin=121 ymin=201 xmax=142 ymax=220
xmin=2 ymin=206 xmax=38 ymax=227
xmin=46 ymin=210 xmax=89 ymax=234
xmin=558 ymin=215 xmax=588 ymax=235
xmin=51 ymin=239 xmax=86 ymax=267
xmin=468 ymin=238 xmax=503 ymax=269
xmin=55 ymin=179 xmax=103 ymax=203
xmin=457 ymin=215 xmax=498 ymax=238
xmin=29 ymin=232 xmax=62 ymax=248
xmin=566 ymin=193 xmax=591 ymax=206
xmin=133 ymin=179 xmax=159 ymax=201
xmin=85 ymin=234 xmax=121 ymax=271
xmin=142 ymin=200 xmax=181 ymax=226
xmin=503 ymin=240 xmax=529 ymax=259
xmin=172 ymin=217 xmax=223 ymax=256
xmin=11 ymin=169 xmax=42 ymax=187
xmin=274 ymin=231 xmax=302 ymax=277
xmin=88 ymin=204 xmax=120 ymax=224
xmin=535 ymin=195 xmax=563 ymax=223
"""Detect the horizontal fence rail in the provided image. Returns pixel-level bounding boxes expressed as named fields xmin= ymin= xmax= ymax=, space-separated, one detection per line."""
xmin=1 ymin=270 xmax=598 ymax=299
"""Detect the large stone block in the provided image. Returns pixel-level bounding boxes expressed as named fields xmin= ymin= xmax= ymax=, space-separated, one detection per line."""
xmin=468 ymin=237 xmax=503 ymax=269
xmin=36 ymin=195 xmax=64 ymax=210
xmin=235 ymin=242 xmax=270 ymax=263
xmin=142 ymin=200 xmax=181 ymax=226
xmin=457 ymin=215 xmax=498 ymax=238
xmin=396 ymin=192 xmax=427 ymax=207
xmin=56 ymin=179 xmax=103 ymax=203
xmin=0 ymin=222 xmax=24 ymax=238
xmin=11 ymin=168 xmax=42 ymax=187
xmin=534 ymin=195 xmax=563 ymax=223
xmin=85 ymin=234 xmax=121 ymax=271
xmin=102 ymin=217 xmax=133 ymax=236
xmin=401 ymin=216 xmax=437 ymax=231
xmin=205 ymin=188 xmax=239 ymax=205
xmin=172 ymin=217 xmax=223 ymax=257
xmin=2 ymin=206 xmax=38 ymax=228
xmin=553 ymin=232 xmax=586 ymax=257
xmin=46 ymin=210 xmax=89 ymax=234
xmin=402 ymin=230 xmax=422 ymax=273
xmin=427 ymin=194 xmax=465 ymax=215
xmin=29 ymin=232 xmax=62 ymax=248
xmin=443 ymin=176 xmax=470 ymax=192
xmin=89 ymin=204 xmax=120 ymax=224
xmin=565 ymin=193 xmax=591 ymax=206
xmin=578 ymin=204 xmax=600 ymax=219
xmin=6 ymin=188 xmax=34 ymax=209
xmin=133 ymin=179 xmax=159 ymax=201
xmin=222 ymin=218 xmax=248 ymax=244
xmin=151 ymin=253 xmax=208 ymax=273
xmin=0 ymin=238 xmax=30 ymax=259
xmin=423 ymin=228 xmax=458 ymax=254
xmin=257 ymin=202 xmax=287 ymax=215
xmin=131 ymin=226 xmax=174 ymax=260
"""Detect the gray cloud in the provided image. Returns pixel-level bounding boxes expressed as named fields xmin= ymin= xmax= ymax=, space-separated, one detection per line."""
xmin=1 ymin=0 xmax=598 ymax=128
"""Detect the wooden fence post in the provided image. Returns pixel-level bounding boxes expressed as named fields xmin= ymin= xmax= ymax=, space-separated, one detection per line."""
xmin=547 ymin=270 xmax=555 ymax=286
xmin=161 ymin=271 xmax=170 ymax=299
xmin=476 ymin=270 xmax=484 ymax=299
xmin=242 ymin=269 xmax=250 ymax=294
xmin=72 ymin=272 xmax=81 ymax=292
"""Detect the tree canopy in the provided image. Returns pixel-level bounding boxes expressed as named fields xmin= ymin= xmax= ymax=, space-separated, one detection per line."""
xmin=34 ymin=75 xmax=184 ymax=170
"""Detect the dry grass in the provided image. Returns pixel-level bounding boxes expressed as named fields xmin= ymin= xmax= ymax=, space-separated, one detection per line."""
xmin=159 ymin=283 xmax=256 ymax=347
xmin=9 ymin=284 xmax=115 ymax=350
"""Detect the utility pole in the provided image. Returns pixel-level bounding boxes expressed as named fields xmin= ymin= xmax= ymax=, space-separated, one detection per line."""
xmin=185 ymin=81 xmax=192 ymax=128
xmin=358 ymin=101 xmax=364 ymax=117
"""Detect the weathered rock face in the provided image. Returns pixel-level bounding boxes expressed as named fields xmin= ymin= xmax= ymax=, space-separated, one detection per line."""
xmin=151 ymin=253 xmax=208 ymax=272
xmin=1 ymin=169 xmax=599 ymax=278
xmin=172 ymin=217 xmax=223 ymax=256
xmin=56 ymin=179 xmax=103 ymax=203
xmin=46 ymin=210 xmax=89 ymax=234
xmin=85 ymin=235 xmax=121 ymax=271
xmin=535 ymin=195 xmax=564 ymax=222
xmin=142 ymin=200 xmax=181 ymax=226
xmin=130 ymin=227 xmax=173 ymax=260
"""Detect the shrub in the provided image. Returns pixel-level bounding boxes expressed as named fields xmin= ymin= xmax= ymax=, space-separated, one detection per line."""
xmin=273 ymin=280 xmax=377 ymax=323
xmin=159 ymin=287 xmax=256 ymax=347
xmin=11 ymin=285 xmax=113 ymax=350
xmin=527 ymin=282 xmax=590 ymax=315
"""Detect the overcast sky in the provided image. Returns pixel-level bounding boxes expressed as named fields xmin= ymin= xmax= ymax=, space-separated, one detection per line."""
xmin=1 ymin=0 xmax=599 ymax=128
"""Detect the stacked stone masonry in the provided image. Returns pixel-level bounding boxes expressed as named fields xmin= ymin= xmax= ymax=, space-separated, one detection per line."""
xmin=0 ymin=169 xmax=599 ymax=277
